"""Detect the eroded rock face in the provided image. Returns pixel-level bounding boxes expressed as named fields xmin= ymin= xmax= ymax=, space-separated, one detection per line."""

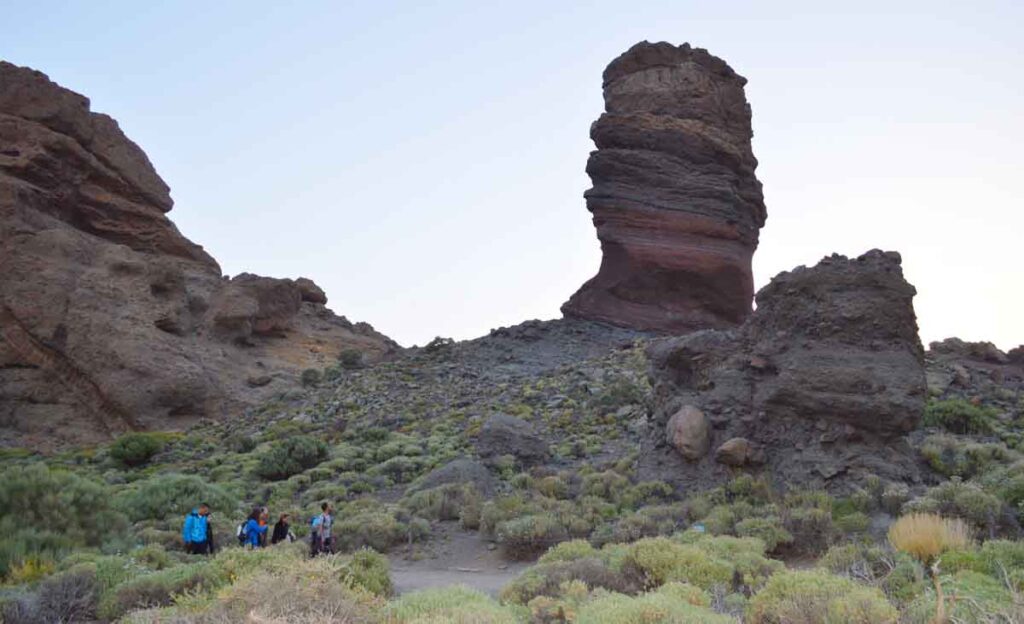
xmin=0 ymin=62 xmax=398 ymax=449
xmin=562 ymin=41 xmax=766 ymax=333
xmin=641 ymin=250 xmax=927 ymax=491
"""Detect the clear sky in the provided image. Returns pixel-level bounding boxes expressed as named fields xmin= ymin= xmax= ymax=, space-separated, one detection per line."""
xmin=3 ymin=1 xmax=1022 ymax=349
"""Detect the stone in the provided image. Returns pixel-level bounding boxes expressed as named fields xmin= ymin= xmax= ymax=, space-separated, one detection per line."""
xmin=407 ymin=458 xmax=498 ymax=498
xmin=562 ymin=41 xmax=766 ymax=333
xmin=715 ymin=437 xmax=755 ymax=466
xmin=666 ymin=405 xmax=710 ymax=461
xmin=0 ymin=61 xmax=399 ymax=449
xmin=642 ymin=250 xmax=927 ymax=491
xmin=475 ymin=414 xmax=550 ymax=466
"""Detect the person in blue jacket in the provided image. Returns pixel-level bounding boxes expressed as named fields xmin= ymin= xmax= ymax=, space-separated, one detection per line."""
xmin=182 ymin=503 xmax=211 ymax=554
xmin=243 ymin=507 xmax=268 ymax=549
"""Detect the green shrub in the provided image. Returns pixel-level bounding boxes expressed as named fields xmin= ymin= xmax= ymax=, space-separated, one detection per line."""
xmin=100 ymin=562 xmax=217 ymax=620
xmin=338 ymin=348 xmax=365 ymax=370
xmin=678 ymin=533 xmax=783 ymax=591
xmin=403 ymin=484 xmax=481 ymax=523
xmin=370 ymin=455 xmax=428 ymax=484
xmin=919 ymin=434 xmax=1015 ymax=478
xmin=783 ymin=506 xmax=836 ymax=554
xmin=817 ymin=543 xmax=925 ymax=604
xmin=253 ymin=435 xmax=329 ymax=480
xmin=736 ymin=516 xmax=793 ymax=551
xmin=497 ymin=514 xmax=569 ymax=560
xmin=116 ymin=473 xmax=237 ymax=522
xmin=747 ymin=569 xmax=898 ymax=623
xmin=538 ymin=539 xmax=598 ymax=564
xmin=621 ymin=537 xmax=733 ymax=590
xmin=501 ymin=557 xmax=639 ymax=605
xmin=923 ymin=398 xmax=998 ymax=434
xmin=903 ymin=570 xmax=1024 ymax=623
xmin=0 ymin=464 xmax=127 ymax=578
xmin=574 ymin=585 xmax=733 ymax=624
xmin=387 ymin=585 xmax=519 ymax=623
xmin=340 ymin=547 xmax=392 ymax=596
xmin=300 ymin=368 xmax=322 ymax=387
xmin=109 ymin=432 xmax=174 ymax=467
xmin=834 ymin=512 xmax=870 ymax=536
xmin=1 ymin=565 xmax=99 ymax=623
xmin=333 ymin=504 xmax=427 ymax=553
xmin=902 ymin=479 xmax=1002 ymax=533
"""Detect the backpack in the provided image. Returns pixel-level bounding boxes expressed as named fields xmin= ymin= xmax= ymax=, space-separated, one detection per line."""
xmin=236 ymin=522 xmax=247 ymax=545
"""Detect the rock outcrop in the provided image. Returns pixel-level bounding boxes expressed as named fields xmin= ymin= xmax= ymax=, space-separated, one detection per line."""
xmin=642 ymin=250 xmax=927 ymax=491
xmin=562 ymin=41 xmax=767 ymax=333
xmin=0 ymin=62 xmax=398 ymax=449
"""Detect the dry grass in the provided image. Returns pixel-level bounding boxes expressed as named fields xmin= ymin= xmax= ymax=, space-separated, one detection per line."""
xmin=887 ymin=513 xmax=972 ymax=564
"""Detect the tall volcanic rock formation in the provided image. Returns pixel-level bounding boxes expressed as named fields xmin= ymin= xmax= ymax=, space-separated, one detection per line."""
xmin=643 ymin=250 xmax=927 ymax=491
xmin=0 ymin=62 xmax=397 ymax=449
xmin=563 ymin=41 xmax=767 ymax=333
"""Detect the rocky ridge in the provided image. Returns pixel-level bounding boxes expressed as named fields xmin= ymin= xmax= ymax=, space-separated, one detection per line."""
xmin=0 ymin=61 xmax=397 ymax=449
xmin=563 ymin=41 xmax=767 ymax=333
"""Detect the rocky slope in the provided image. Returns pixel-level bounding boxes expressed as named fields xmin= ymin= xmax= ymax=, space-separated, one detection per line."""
xmin=643 ymin=250 xmax=927 ymax=491
xmin=563 ymin=41 xmax=767 ymax=333
xmin=0 ymin=62 xmax=397 ymax=449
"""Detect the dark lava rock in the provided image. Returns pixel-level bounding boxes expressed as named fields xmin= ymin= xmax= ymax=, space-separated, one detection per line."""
xmin=475 ymin=414 xmax=550 ymax=466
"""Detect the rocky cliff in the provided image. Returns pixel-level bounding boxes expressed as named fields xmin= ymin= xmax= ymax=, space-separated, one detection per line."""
xmin=643 ymin=250 xmax=927 ymax=491
xmin=562 ymin=41 xmax=767 ymax=333
xmin=0 ymin=62 xmax=397 ymax=449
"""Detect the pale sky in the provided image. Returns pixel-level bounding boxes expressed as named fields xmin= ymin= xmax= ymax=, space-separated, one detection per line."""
xmin=3 ymin=1 xmax=1021 ymax=349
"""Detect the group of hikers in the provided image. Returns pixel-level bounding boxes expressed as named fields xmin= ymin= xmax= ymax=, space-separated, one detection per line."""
xmin=182 ymin=501 xmax=336 ymax=557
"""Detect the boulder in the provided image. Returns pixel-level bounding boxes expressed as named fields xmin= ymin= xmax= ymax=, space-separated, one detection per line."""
xmin=642 ymin=250 xmax=927 ymax=491
xmin=407 ymin=458 xmax=498 ymax=498
xmin=295 ymin=277 xmax=328 ymax=304
xmin=475 ymin=414 xmax=550 ymax=466
xmin=562 ymin=41 xmax=766 ymax=333
xmin=0 ymin=61 xmax=399 ymax=449
xmin=666 ymin=405 xmax=710 ymax=461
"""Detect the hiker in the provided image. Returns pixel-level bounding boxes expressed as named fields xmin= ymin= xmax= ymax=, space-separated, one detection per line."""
xmin=242 ymin=507 xmax=268 ymax=549
xmin=182 ymin=503 xmax=211 ymax=555
xmin=258 ymin=506 xmax=270 ymax=548
xmin=271 ymin=513 xmax=295 ymax=544
xmin=311 ymin=501 xmax=334 ymax=556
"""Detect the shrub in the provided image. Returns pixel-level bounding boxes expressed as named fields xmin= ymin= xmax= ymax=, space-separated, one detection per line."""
xmin=300 ymin=368 xmax=322 ymax=387
xmin=109 ymin=432 xmax=173 ymax=467
xmin=621 ymin=537 xmax=733 ymax=591
xmin=888 ymin=513 xmax=972 ymax=566
xmin=747 ymin=569 xmax=898 ymax=623
xmin=782 ymin=506 xmax=836 ymax=554
xmin=902 ymin=570 xmax=1024 ymax=624
xmin=116 ymin=473 xmax=237 ymax=522
xmin=901 ymin=479 xmax=1002 ymax=533
xmin=923 ymin=398 xmax=998 ymax=434
xmin=880 ymin=483 xmax=910 ymax=515
xmin=736 ymin=517 xmax=793 ymax=552
xmin=253 ymin=435 xmax=329 ymax=480
xmin=101 ymin=562 xmax=216 ymax=620
xmin=679 ymin=533 xmax=783 ymax=592
xmin=538 ymin=539 xmax=598 ymax=564
xmin=340 ymin=547 xmax=392 ymax=597
xmin=497 ymin=514 xmax=569 ymax=560
xmin=502 ymin=557 xmax=640 ymax=605
xmin=0 ymin=464 xmax=127 ymax=578
xmin=834 ymin=512 xmax=870 ymax=536
xmin=333 ymin=506 xmax=426 ymax=553
xmin=387 ymin=585 xmax=518 ymax=623
xmin=574 ymin=585 xmax=733 ymax=624
xmin=817 ymin=543 xmax=925 ymax=604
xmin=2 ymin=565 xmax=99 ymax=623
xmin=403 ymin=484 xmax=481 ymax=523
xmin=338 ymin=348 xmax=365 ymax=369
xmin=919 ymin=435 xmax=1015 ymax=478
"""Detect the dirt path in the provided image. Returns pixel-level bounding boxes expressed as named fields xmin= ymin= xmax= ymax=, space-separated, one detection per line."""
xmin=389 ymin=523 xmax=532 ymax=596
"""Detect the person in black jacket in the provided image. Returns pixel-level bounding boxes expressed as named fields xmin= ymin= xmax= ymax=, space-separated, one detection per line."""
xmin=271 ymin=513 xmax=293 ymax=545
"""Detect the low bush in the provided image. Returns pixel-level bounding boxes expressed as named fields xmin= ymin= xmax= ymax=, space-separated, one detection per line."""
xmin=919 ymin=435 xmax=1015 ymax=478
xmin=340 ymin=547 xmax=392 ymax=597
xmin=497 ymin=514 xmax=569 ymax=560
xmin=0 ymin=463 xmax=127 ymax=578
xmin=501 ymin=557 xmax=640 ymax=605
xmin=746 ymin=569 xmax=898 ymax=623
xmin=100 ymin=561 xmax=217 ymax=620
xmin=621 ymin=537 xmax=733 ymax=591
xmin=387 ymin=585 xmax=519 ymax=623
xmin=116 ymin=472 xmax=237 ymax=522
xmin=736 ymin=516 xmax=793 ymax=552
xmin=253 ymin=435 xmax=329 ymax=481
xmin=818 ymin=543 xmax=925 ymax=605
xmin=300 ymin=368 xmax=322 ymax=387
xmin=1 ymin=565 xmax=99 ymax=623
xmin=902 ymin=570 xmax=1024 ymax=623
xmin=574 ymin=584 xmax=733 ymax=624
xmin=923 ymin=398 xmax=998 ymax=435
xmin=109 ymin=432 xmax=174 ymax=467
xmin=901 ymin=479 xmax=1002 ymax=534
xmin=333 ymin=504 xmax=427 ymax=553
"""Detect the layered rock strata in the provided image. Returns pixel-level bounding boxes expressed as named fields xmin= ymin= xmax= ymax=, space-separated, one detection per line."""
xmin=0 ymin=62 xmax=397 ymax=449
xmin=563 ymin=41 xmax=767 ymax=333
xmin=642 ymin=250 xmax=927 ymax=491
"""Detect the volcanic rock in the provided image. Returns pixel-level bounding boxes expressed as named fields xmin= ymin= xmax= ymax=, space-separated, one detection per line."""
xmin=641 ymin=250 xmax=927 ymax=491
xmin=562 ymin=41 xmax=767 ymax=333
xmin=666 ymin=405 xmax=709 ymax=460
xmin=0 ymin=61 xmax=398 ymax=449
xmin=475 ymin=414 xmax=550 ymax=467
xmin=715 ymin=437 xmax=762 ymax=467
